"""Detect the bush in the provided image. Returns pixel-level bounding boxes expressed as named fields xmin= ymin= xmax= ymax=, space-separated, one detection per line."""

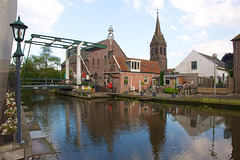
xmin=164 ymin=87 xmax=178 ymax=94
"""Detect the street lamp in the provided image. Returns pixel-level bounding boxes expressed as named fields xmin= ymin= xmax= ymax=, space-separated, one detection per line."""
xmin=10 ymin=16 xmax=28 ymax=144
xmin=212 ymin=53 xmax=217 ymax=97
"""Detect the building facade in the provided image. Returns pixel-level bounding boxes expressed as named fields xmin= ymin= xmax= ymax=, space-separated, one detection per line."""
xmin=232 ymin=34 xmax=240 ymax=94
xmin=175 ymin=50 xmax=228 ymax=87
xmin=150 ymin=12 xmax=167 ymax=73
xmin=104 ymin=56 xmax=161 ymax=93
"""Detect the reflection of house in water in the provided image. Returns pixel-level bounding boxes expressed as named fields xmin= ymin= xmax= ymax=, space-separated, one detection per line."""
xmin=146 ymin=113 xmax=166 ymax=160
xmin=172 ymin=108 xmax=224 ymax=136
xmin=224 ymin=115 xmax=240 ymax=159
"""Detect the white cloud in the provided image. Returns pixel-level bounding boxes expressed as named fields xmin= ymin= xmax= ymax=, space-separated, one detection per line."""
xmin=192 ymin=38 xmax=233 ymax=59
xmin=19 ymin=0 xmax=65 ymax=34
xmin=123 ymin=0 xmax=165 ymax=17
xmin=179 ymin=34 xmax=190 ymax=40
xmin=84 ymin=0 xmax=97 ymax=3
xmin=171 ymin=0 xmax=240 ymax=29
xmin=169 ymin=50 xmax=187 ymax=57
xmin=133 ymin=0 xmax=142 ymax=10
xmin=195 ymin=31 xmax=208 ymax=39
xmin=171 ymin=25 xmax=177 ymax=31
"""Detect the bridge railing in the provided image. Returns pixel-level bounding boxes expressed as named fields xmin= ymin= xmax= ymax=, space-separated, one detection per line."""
xmin=21 ymin=78 xmax=77 ymax=85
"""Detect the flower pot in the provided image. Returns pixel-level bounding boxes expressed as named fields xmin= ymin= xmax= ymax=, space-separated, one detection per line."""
xmin=172 ymin=93 xmax=176 ymax=98
xmin=3 ymin=134 xmax=13 ymax=143
xmin=153 ymin=92 xmax=157 ymax=97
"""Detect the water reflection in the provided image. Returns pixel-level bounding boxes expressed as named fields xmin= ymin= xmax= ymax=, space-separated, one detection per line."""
xmin=22 ymin=91 xmax=240 ymax=160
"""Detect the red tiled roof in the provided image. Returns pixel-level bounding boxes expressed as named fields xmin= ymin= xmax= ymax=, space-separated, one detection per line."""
xmin=115 ymin=57 xmax=161 ymax=74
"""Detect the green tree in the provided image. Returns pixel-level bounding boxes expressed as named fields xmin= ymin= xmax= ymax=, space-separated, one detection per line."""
xmin=221 ymin=53 xmax=233 ymax=77
xmin=21 ymin=46 xmax=61 ymax=81
xmin=32 ymin=46 xmax=61 ymax=79
xmin=160 ymin=71 xmax=164 ymax=86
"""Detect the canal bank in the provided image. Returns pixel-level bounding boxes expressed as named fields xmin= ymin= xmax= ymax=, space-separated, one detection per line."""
xmin=51 ymin=89 xmax=240 ymax=110
xmin=19 ymin=91 xmax=240 ymax=160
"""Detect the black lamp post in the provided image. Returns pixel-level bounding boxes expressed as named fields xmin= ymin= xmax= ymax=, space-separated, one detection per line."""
xmin=10 ymin=16 xmax=28 ymax=144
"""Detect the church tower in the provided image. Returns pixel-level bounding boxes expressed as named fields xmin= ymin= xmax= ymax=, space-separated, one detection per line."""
xmin=150 ymin=12 xmax=167 ymax=72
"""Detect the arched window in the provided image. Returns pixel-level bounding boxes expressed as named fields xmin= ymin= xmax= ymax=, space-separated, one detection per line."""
xmin=108 ymin=51 xmax=112 ymax=59
xmin=97 ymin=59 xmax=100 ymax=67
xmin=151 ymin=48 xmax=154 ymax=54
xmin=104 ymin=56 xmax=107 ymax=66
xmin=160 ymin=47 xmax=162 ymax=54
xmin=94 ymin=73 xmax=98 ymax=80
xmin=155 ymin=47 xmax=158 ymax=54
xmin=163 ymin=48 xmax=166 ymax=55
xmin=92 ymin=58 xmax=95 ymax=67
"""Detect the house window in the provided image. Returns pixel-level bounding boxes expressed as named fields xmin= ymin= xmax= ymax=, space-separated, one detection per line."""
xmin=97 ymin=59 xmax=100 ymax=67
xmin=113 ymin=64 xmax=116 ymax=69
xmin=108 ymin=51 xmax=112 ymax=59
xmin=124 ymin=76 xmax=129 ymax=85
xmin=108 ymin=64 xmax=111 ymax=70
xmin=166 ymin=79 xmax=170 ymax=85
xmin=155 ymin=47 xmax=158 ymax=54
xmin=191 ymin=61 xmax=197 ymax=70
xmin=144 ymin=76 xmax=149 ymax=84
xmin=163 ymin=48 xmax=166 ymax=55
xmin=92 ymin=58 xmax=95 ymax=67
xmin=106 ymin=76 xmax=110 ymax=84
xmin=104 ymin=56 xmax=107 ymax=66
xmin=94 ymin=73 xmax=98 ymax=80
xmin=151 ymin=48 xmax=154 ymax=54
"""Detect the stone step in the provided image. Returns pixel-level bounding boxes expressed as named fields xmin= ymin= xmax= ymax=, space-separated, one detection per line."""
xmin=31 ymin=137 xmax=56 ymax=157
xmin=28 ymin=122 xmax=41 ymax=131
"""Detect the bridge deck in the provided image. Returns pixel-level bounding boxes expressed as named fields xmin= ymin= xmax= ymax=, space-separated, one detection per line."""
xmin=21 ymin=85 xmax=73 ymax=90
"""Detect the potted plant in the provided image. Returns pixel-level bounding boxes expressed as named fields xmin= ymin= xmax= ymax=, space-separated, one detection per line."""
xmin=140 ymin=82 xmax=145 ymax=96
xmin=0 ymin=117 xmax=17 ymax=143
xmin=164 ymin=87 xmax=178 ymax=98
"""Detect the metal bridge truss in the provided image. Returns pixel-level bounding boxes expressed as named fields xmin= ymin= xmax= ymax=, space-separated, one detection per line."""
xmin=23 ymin=34 xmax=107 ymax=88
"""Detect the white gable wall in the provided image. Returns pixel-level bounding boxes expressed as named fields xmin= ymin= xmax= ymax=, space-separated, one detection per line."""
xmin=175 ymin=50 xmax=227 ymax=78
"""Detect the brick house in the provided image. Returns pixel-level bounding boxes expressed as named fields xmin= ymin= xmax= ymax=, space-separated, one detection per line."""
xmin=232 ymin=34 xmax=240 ymax=94
xmin=104 ymin=56 xmax=160 ymax=93
xmin=62 ymin=26 xmax=127 ymax=90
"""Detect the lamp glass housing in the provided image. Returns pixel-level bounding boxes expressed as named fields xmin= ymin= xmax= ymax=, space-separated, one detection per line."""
xmin=10 ymin=16 xmax=28 ymax=42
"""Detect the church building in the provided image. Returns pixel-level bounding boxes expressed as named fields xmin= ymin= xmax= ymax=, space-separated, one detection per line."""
xmin=61 ymin=12 xmax=167 ymax=93
xmin=150 ymin=12 xmax=167 ymax=73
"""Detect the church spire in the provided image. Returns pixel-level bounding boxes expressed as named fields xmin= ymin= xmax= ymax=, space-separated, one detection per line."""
xmin=150 ymin=11 xmax=166 ymax=46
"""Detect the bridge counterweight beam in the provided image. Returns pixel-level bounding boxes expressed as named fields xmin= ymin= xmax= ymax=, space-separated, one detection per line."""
xmin=77 ymin=42 xmax=84 ymax=85
xmin=65 ymin=46 xmax=71 ymax=84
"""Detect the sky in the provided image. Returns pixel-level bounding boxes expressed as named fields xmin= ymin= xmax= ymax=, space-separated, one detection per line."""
xmin=17 ymin=0 xmax=240 ymax=68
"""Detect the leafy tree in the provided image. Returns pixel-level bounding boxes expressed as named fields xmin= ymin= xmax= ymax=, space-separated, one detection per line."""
xmin=21 ymin=46 xmax=62 ymax=81
xmin=221 ymin=53 xmax=233 ymax=69
xmin=160 ymin=71 xmax=164 ymax=86
xmin=221 ymin=53 xmax=233 ymax=77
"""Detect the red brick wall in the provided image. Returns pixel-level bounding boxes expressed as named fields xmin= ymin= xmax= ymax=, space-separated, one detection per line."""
xmin=233 ymin=39 xmax=240 ymax=94
xmin=88 ymin=39 xmax=126 ymax=86
xmin=119 ymin=72 xmax=159 ymax=93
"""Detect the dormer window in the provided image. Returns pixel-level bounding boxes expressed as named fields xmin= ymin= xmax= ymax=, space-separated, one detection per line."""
xmin=126 ymin=60 xmax=141 ymax=72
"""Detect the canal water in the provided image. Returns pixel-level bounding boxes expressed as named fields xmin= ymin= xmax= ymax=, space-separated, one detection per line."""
xmin=22 ymin=91 xmax=240 ymax=160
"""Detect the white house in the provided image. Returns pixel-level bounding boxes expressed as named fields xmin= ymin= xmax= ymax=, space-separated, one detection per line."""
xmin=175 ymin=50 xmax=228 ymax=84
